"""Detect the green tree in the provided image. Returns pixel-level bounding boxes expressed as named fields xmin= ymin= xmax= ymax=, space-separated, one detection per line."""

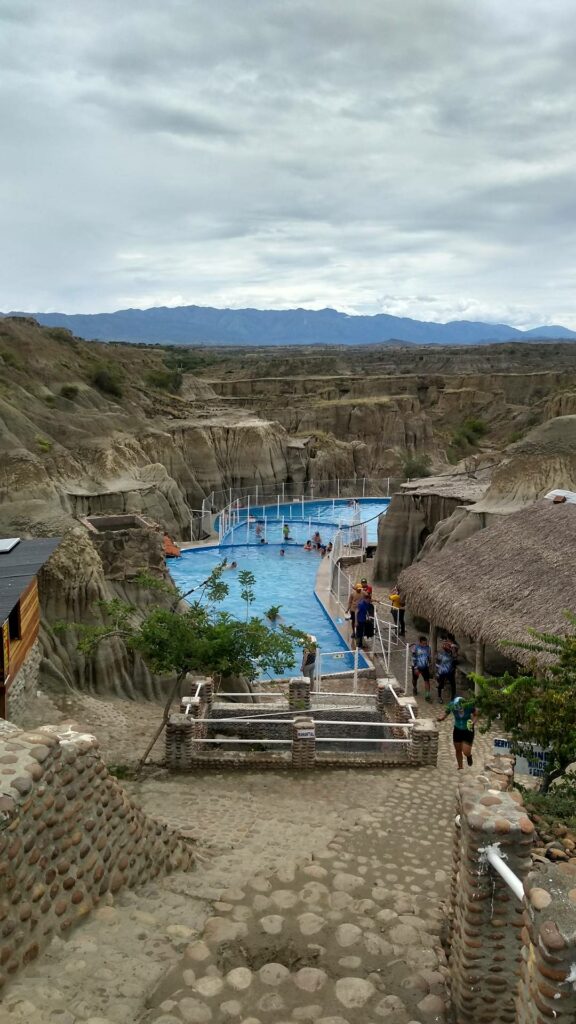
xmin=72 ymin=564 xmax=305 ymax=771
xmin=473 ymin=614 xmax=576 ymax=791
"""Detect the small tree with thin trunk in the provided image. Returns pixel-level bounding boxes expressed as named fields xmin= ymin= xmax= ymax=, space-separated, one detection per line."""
xmin=71 ymin=564 xmax=306 ymax=771
xmin=473 ymin=614 xmax=576 ymax=791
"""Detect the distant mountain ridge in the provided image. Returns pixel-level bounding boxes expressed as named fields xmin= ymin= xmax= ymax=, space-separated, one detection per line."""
xmin=3 ymin=304 xmax=576 ymax=347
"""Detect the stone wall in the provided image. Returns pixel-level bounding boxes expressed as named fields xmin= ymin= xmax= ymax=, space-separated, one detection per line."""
xmin=6 ymin=640 xmax=41 ymax=724
xmin=86 ymin=522 xmax=166 ymax=581
xmin=448 ymin=760 xmax=576 ymax=1024
xmin=0 ymin=722 xmax=193 ymax=988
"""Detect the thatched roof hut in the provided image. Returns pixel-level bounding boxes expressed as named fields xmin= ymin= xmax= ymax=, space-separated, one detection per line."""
xmin=398 ymin=499 xmax=576 ymax=668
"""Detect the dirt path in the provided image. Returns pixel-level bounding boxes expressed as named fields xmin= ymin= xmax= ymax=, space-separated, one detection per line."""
xmin=2 ymin=716 xmax=494 ymax=1024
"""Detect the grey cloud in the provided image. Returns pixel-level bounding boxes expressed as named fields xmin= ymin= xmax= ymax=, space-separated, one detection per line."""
xmin=2 ymin=0 xmax=576 ymax=327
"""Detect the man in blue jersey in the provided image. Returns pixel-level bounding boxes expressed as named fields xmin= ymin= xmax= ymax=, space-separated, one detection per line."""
xmin=435 ymin=638 xmax=459 ymax=703
xmin=411 ymin=636 xmax=431 ymax=700
xmin=438 ymin=696 xmax=478 ymax=769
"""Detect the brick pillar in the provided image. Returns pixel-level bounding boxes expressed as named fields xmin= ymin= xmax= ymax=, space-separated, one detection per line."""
xmin=373 ymin=679 xmax=399 ymax=712
xmin=289 ymin=677 xmax=311 ymax=712
xmin=188 ymin=697 xmax=208 ymax=744
xmin=409 ymin=718 xmax=438 ymax=766
xmin=480 ymin=754 xmax=515 ymax=793
xmin=517 ymin=863 xmax=576 ymax=1024
xmin=291 ymin=716 xmax=315 ymax=769
xmin=449 ymin=780 xmax=535 ymax=1024
xmin=165 ymin=715 xmax=194 ymax=770
xmin=199 ymin=679 xmax=214 ymax=711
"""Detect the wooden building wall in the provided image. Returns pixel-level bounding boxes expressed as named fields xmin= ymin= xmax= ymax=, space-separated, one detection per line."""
xmin=1 ymin=578 xmax=40 ymax=687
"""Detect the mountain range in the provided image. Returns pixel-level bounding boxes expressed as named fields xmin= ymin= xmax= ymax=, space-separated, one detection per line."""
xmin=3 ymin=304 xmax=576 ymax=347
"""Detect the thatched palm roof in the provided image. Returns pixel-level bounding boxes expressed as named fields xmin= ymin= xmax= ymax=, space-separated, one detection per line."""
xmin=398 ymin=500 xmax=576 ymax=667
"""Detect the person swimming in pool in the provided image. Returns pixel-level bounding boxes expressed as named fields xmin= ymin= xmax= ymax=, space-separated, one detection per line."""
xmin=279 ymin=548 xmax=285 ymax=556
xmin=303 ymin=540 xmax=312 ymax=551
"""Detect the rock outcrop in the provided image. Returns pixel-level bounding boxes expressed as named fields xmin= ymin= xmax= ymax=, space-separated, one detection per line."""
xmin=373 ymin=475 xmax=488 ymax=582
xmin=39 ymin=527 xmax=176 ymax=701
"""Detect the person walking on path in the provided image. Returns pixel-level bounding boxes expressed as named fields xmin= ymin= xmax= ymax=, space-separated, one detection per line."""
xmin=346 ymin=584 xmax=363 ymax=641
xmin=435 ymin=638 xmax=459 ymax=702
xmin=355 ymin=588 xmax=374 ymax=650
xmin=411 ymin=635 xmax=431 ymax=700
xmin=301 ymin=636 xmax=317 ymax=682
xmin=388 ymin=585 xmax=406 ymax=636
xmin=438 ymin=696 xmax=478 ymax=769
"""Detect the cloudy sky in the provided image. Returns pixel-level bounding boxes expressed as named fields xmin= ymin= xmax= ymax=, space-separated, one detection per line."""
xmin=1 ymin=0 xmax=575 ymax=326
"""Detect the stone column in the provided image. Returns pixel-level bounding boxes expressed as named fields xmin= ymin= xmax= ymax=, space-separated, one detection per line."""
xmin=409 ymin=718 xmax=438 ymax=766
xmin=199 ymin=679 xmax=214 ymax=711
xmin=517 ymin=863 xmax=576 ymax=1024
xmin=449 ymin=780 xmax=535 ymax=1024
xmin=291 ymin=716 xmax=315 ymax=770
xmin=376 ymin=678 xmax=402 ymax=715
xmin=289 ymin=677 xmax=311 ymax=712
xmin=165 ymin=715 xmax=195 ymax=770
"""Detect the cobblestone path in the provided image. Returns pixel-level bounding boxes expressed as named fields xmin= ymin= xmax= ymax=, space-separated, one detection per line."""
xmin=2 ymin=712 xmax=495 ymax=1024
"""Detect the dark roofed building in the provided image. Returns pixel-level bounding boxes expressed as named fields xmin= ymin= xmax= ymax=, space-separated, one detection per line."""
xmin=0 ymin=537 xmax=60 ymax=719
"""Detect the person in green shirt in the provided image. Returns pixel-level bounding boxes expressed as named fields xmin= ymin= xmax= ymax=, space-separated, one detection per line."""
xmin=438 ymin=696 xmax=478 ymax=770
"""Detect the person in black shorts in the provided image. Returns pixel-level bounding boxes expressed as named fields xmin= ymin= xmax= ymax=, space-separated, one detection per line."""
xmin=411 ymin=635 xmax=431 ymax=700
xmin=438 ymin=696 xmax=478 ymax=770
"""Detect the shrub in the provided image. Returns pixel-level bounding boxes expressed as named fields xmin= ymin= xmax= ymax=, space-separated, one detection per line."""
xmin=401 ymin=454 xmax=432 ymax=479
xmin=60 ymin=384 xmax=79 ymax=401
xmin=145 ymin=369 xmax=183 ymax=393
xmin=90 ymin=367 xmax=123 ymax=397
xmin=0 ymin=349 xmax=22 ymax=369
xmin=523 ymin=775 xmax=576 ymax=831
xmin=450 ymin=418 xmax=489 ymax=453
xmin=46 ymin=327 xmax=74 ymax=343
xmin=35 ymin=435 xmax=53 ymax=452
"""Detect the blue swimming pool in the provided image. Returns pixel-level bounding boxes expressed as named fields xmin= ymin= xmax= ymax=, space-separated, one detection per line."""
xmin=220 ymin=497 xmax=389 ymax=546
xmin=169 ymin=543 xmax=370 ymax=679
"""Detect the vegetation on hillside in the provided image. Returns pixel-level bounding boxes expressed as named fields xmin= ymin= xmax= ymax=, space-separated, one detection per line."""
xmin=90 ymin=365 xmax=124 ymax=397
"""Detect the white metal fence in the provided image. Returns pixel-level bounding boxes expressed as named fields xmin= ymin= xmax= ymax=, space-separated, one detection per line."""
xmin=192 ymin=477 xmax=399 ymax=540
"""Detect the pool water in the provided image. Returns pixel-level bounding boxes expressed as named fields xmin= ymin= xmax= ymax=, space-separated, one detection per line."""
xmin=169 ymin=543 xmax=370 ymax=679
xmin=220 ymin=497 xmax=390 ymax=545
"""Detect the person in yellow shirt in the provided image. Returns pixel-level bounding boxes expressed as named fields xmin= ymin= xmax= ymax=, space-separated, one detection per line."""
xmin=389 ymin=585 xmax=406 ymax=636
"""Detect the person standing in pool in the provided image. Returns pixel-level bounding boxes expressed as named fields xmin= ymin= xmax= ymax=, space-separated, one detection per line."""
xmin=438 ymin=696 xmax=478 ymax=769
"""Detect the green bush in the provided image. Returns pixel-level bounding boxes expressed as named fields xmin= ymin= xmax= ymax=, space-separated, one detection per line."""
xmin=401 ymin=454 xmax=432 ymax=479
xmin=46 ymin=327 xmax=74 ymax=343
xmin=145 ymin=369 xmax=183 ymax=393
xmin=60 ymin=384 xmax=79 ymax=401
xmin=90 ymin=367 xmax=123 ymax=397
xmin=0 ymin=349 xmax=22 ymax=369
xmin=450 ymin=418 xmax=489 ymax=452
xmin=523 ymin=775 xmax=576 ymax=831
xmin=35 ymin=435 xmax=53 ymax=452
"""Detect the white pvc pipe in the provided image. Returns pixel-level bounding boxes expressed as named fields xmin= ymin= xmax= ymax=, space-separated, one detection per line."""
xmin=316 ymin=738 xmax=410 ymax=744
xmin=193 ymin=738 xmax=291 ymax=745
xmin=484 ymin=846 xmax=524 ymax=901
